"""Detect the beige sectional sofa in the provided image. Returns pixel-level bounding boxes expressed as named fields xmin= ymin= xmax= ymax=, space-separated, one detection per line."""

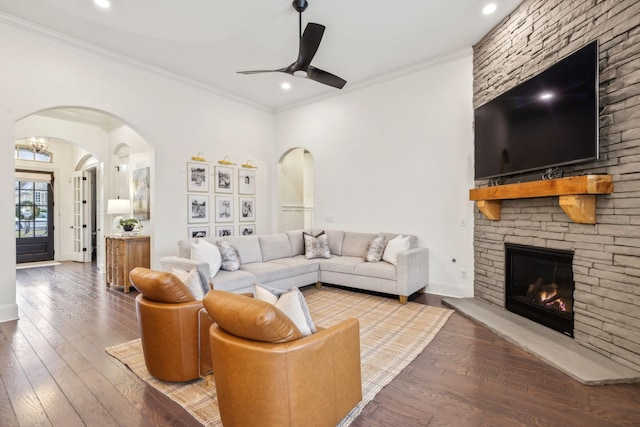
xmin=160 ymin=229 xmax=429 ymax=304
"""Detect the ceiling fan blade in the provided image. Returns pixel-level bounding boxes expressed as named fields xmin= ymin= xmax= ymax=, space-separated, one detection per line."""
xmin=237 ymin=69 xmax=282 ymax=75
xmin=307 ymin=65 xmax=347 ymax=89
xmin=295 ymin=23 xmax=325 ymax=71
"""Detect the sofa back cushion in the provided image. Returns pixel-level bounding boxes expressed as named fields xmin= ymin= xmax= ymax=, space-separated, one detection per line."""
xmin=342 ymin=232 xmax=378 ymax=258
xmin=224 ymin=235 xmax=262 ymax=264
xmin=285 ymin=229 xmax=306 ymax=256
xmin=260 ymin=233 xmax=293 ymax=261
xmin=203 ymin=290 xmax=303 ymax=343
xmin=177 ymin=237 xmax=218 ymax=258
xmin=286 ymin=229 xmax=346 ymax=256
xmin=325 ymin=230 xmax=345 ymax=256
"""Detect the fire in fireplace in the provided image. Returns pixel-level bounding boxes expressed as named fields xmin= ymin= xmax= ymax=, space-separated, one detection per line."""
xmin=505 ymin=244 xmax=574 ymax=337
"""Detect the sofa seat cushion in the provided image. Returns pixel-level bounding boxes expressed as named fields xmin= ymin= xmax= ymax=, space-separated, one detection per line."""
xmin=240 ymin=262 xmax=293 ymax=283
xmin=320 ymin=256 xmax=365 ymax=275
xmin=355 ymin=261 xmax=397 ymax=281
xmin=268 ymin=256 xmax=322 ymax=276
xmin=210 ymin=269 xmax=257 ymax=292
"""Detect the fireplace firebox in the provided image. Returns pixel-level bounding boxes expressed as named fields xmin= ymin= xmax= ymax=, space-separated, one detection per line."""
xmin=505 ymin=244 xmax=574 ymax=337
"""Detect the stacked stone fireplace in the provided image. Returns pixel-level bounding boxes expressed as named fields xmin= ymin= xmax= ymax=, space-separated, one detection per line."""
xmin=472 ymin=0 xmax=640 ymax=373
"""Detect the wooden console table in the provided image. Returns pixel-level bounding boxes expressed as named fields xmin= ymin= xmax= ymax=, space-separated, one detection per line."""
xmin=469 ymin=175 xmax=613 ymax=224
xmin=105 ymin=235 xmax=150 ymax=293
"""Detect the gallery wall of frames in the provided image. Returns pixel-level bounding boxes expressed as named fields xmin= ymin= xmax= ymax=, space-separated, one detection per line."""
xmin=186 ymin=161 xmax=257 ymax=238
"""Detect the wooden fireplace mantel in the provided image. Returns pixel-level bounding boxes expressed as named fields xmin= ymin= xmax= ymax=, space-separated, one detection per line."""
xmin=469 ymin=174 xmax=613 ymax=224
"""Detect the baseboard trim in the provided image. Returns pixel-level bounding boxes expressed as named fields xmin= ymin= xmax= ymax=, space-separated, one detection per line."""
xmin=0 ymin=303 xmax=19 ymax=323
xmin=426 ymin=281 xmax=473 ymax=298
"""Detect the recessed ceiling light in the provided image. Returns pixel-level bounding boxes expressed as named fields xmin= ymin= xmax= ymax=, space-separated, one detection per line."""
xmin=482 ymin=3 xmax=497 ymax=14
xmin=94 ymin=0 xmax=111 ymax=9
xmin=280 ymin=82 xmax=292 ymax=91
xmin=540 ymin=92 xmax=554 ymax=100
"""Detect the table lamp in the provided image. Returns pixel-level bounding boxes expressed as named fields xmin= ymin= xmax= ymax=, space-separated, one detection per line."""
xmin=107 ymin=199 xmax=131 ymax=235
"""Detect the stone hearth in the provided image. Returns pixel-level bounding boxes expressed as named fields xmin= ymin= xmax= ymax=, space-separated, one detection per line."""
xmin=442 ymin=297 xmax=640 ymax=385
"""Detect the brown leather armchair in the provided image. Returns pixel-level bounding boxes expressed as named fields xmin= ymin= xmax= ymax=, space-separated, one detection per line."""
xmin=202 ymin=290 xmax=362 ymax=427
xmin=130 ymin=267 xmax=213 ymax=382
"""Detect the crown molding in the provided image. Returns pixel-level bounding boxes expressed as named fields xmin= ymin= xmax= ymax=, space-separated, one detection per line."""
xmin=0 ymin=12 xmax=273 ymax=113
xmin=275 ymin=47 xmax=473 ymax=113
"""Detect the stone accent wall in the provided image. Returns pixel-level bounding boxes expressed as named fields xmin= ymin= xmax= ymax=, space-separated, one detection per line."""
xmin=473 ymin=0 xmax=640 ymax=372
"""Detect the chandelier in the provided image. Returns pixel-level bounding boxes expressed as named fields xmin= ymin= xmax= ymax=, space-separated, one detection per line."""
xmin=30 ymin=137 xmax=50 ymax=154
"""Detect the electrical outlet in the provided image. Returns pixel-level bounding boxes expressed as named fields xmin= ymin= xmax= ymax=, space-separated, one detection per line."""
xmin=461 ymin=269 xmax=467 ymax=279
xmin=326 ymin=216 xmax=334 ymax=223
xmin=460 ymin=218 xmax=467 ymax=227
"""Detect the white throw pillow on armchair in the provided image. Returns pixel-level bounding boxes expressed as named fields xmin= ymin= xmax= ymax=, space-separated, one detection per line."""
xmin=382 ymin=234 xmax=411 ymax=266
xmin=254 ymin=284 xmax=317 ymax=336
xmin=190 ymin=239 xmax=222 ymax=278
xmin=172 ymin=267 xmax=207 ymax=300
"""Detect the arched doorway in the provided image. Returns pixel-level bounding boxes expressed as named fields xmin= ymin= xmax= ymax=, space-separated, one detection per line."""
xmin=278 ymin=148 xmax=314 ymax=232
xmin=14 ymin=107 xmax=152 ymax=270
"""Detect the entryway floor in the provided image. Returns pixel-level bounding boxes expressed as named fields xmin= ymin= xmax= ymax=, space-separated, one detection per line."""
xmin=442 ymin=297 xmax=640 ymax=385
xmin=16 ymin=260 xmax=61 ymax=270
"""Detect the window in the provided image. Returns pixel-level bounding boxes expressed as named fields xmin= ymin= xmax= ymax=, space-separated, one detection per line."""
xmin=15 ymin=145 xmax=52 ymax=163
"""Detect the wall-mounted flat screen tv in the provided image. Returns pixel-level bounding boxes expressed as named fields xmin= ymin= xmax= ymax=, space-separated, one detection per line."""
xmin=474 ymin=40 xmax=599 ymax=180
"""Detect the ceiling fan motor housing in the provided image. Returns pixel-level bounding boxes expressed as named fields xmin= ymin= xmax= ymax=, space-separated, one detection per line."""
xmin=292 ymin=0 xmax=308 ymax=13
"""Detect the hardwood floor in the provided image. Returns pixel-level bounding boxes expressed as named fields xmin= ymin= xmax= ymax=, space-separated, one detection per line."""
xmin=3 ymin=262 xmax=640 ymax=426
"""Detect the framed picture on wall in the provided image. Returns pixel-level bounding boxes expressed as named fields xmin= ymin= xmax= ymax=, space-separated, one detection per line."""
xmin=239 ymin=197 xmax=256 ymax=222
xmin=215 ymin=225 xmax=234 ymax=237
xmin=238 ymin=169 xmax=255 ymax=195
xmin=215 ymin=196 xmax=234 ymax=223
xmin=188 ymin=226 xmax=209 ymax=238
xmin=215 ymin=165 xmax=233 ymax=194
xmin=187 ymin=161 xmax=209 ymax=192
xmin=188 ymin=194 xmax=209 ymax=223
xmin=133 ymin=167 xmax=150 ymax=220
xmin=240 ymin=224 xmax=256 ymax=236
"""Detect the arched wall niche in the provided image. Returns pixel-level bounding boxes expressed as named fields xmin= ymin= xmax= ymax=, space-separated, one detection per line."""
xmin=278 ymin=147 xmax=314 ymax=231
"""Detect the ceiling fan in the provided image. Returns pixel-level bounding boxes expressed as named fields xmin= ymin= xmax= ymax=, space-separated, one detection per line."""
xmin=237 ymin=0 xmax=347 ymax=89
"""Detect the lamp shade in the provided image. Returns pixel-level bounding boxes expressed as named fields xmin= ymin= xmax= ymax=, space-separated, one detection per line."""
xmin=107 ymin=199 xmax=131 ymax=215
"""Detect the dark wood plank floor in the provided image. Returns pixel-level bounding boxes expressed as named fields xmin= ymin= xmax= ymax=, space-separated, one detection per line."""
xmin=3 ymin=262 xmax=640 ymax=426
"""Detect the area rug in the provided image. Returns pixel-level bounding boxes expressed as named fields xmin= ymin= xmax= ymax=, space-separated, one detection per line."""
xmin=106 ymin=286 xmax=453 ymax=426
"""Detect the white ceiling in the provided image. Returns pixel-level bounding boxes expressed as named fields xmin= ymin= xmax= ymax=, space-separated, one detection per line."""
xmin=0 ymin=0 xmax=522 ymax=111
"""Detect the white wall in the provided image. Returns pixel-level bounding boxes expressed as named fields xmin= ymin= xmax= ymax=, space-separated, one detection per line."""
xmin=1 ymin=19 xmax=477 ymax=324
xmin=0 ymin=23 xmax=275 ymax=322
xmin=275 ymin=52 xmax=476 ymax=297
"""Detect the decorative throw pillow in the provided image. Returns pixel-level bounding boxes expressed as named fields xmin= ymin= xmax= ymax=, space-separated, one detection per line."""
xmin=171 ymin=267 xmax=207 ymax=300
xmin=190 ymin=239 xmax=222 ymax=278
xmin=303 ymin=231 xmax=331 ymax=260
xmin=254 ymin=284 xmax=317 ymax=336
xmin=216 ymin=239 xmax=241 ymax=271
xmin=382 ymin=234 xmax=411 ymax=266
xmin=366 ymin=233 xmax=388 ymax=262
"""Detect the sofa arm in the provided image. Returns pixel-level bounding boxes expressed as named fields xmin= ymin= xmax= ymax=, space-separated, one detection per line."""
xmin=160 ymin=256 xmax=211 ymax=291
xmin=396 ymin=247 xmax=428 ymax=297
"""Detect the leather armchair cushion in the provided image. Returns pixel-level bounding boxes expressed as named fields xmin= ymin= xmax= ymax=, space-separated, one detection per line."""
xmin=203 ymin=290 xmax=303 ymax=343
xmin=130 ymin=267 xmax=196 ymax=303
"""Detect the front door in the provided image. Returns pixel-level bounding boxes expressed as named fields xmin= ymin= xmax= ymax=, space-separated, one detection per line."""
xmin=15 ymin=171 xmax=54 ymax=263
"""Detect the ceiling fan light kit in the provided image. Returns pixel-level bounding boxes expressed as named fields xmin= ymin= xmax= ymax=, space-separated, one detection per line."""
xmin=237 ymin=0 xmax=346 ymax=89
